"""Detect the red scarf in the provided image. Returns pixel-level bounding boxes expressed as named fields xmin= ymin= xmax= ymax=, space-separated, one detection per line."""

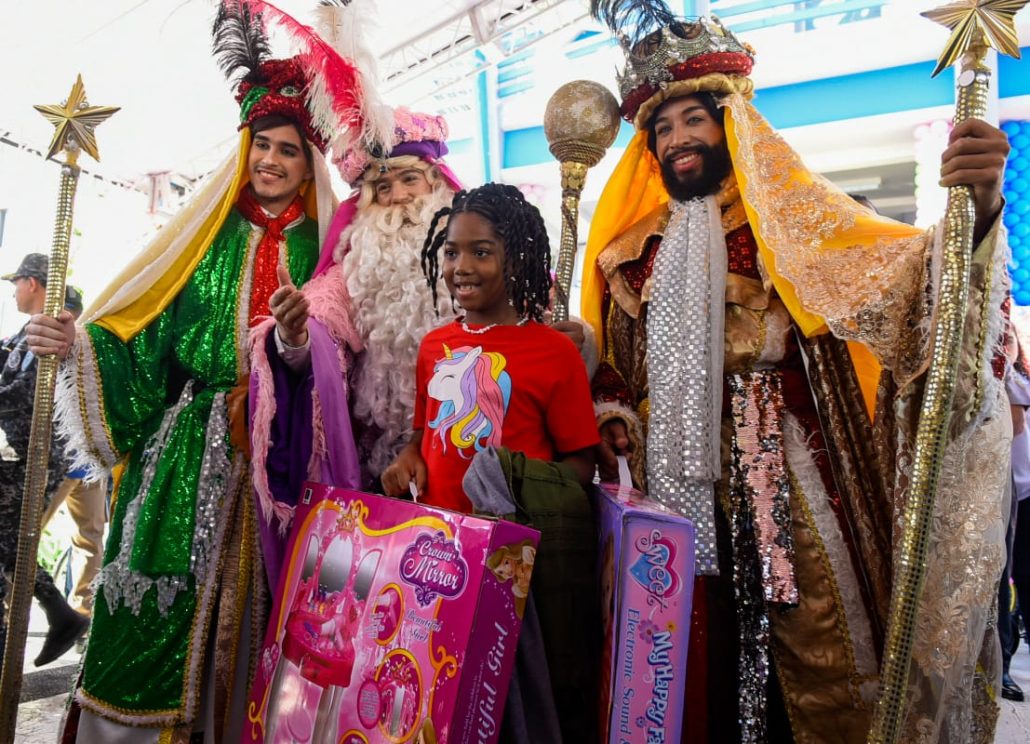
xmin=237 ymin=187 xmax=307 ymax=328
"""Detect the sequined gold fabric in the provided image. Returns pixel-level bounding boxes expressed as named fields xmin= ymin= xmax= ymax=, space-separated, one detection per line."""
xmin=888 ymin=232 xmax=1010 ymax=744
xmin=801 ymin=334 xmax=893 ymax=640
xmin=724 ymin=94 xmax=928 ymax=362
xmin=769 ymin=467 xmax=872 ymax=744
xmin=945 ymin=219 xmax=1008 ymax=438
xmin=893 ymin=391 xmax=1008 ymax=743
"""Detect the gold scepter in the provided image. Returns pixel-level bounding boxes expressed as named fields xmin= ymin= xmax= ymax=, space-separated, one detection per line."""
xmin=868 ymin=2 xmax=1026 ymax=743
xmin=543 ymin=80 xmax=621 ymax=323
xmin=0 ymin=75 xmax=117 ymax=743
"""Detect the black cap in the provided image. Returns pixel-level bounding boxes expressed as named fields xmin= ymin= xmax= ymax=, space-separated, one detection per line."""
xmin=64 ymin=285 xmax=84 ymax=314
xmin=2 ymin=253 xmax=48 ymax=285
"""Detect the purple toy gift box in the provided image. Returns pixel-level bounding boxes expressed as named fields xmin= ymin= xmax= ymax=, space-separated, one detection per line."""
xmin=595 ymin=482 xmax=696 ymax=744
xmin=244 ymin=483 xmax=539 ymax=744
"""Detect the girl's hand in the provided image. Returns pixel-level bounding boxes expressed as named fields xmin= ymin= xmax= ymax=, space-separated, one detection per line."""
xmin=550 ymin=320 xmax=585 ymax=352
xmin=382 ymin=440 xmax=427 ymax=498
xmin=557 ymin=445 xmax=598 ymax=488
xmin=597 ymin=419 xmax=630 ymax=482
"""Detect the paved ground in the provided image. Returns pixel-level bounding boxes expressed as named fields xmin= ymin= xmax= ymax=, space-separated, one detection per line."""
xmin=998 ymin=642 xmax=1030 ymax=742
xmin=13 ymin=599 xmax=81 ymax=744
xmin=10 ymin=604 xmax=1030 ymax=742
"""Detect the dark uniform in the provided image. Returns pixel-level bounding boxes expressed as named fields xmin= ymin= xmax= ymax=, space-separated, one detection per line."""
xmin=0 ymin=253 xmax=85 ymax=664
xmin=0 ymin=323 xmax=69 ymax=525
xmin=0 ymin=324 xmax=68 ymax=640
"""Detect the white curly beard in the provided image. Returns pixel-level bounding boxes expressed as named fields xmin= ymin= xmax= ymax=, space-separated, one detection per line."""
xmin=341 ymin=186 xmax=457 ymax=477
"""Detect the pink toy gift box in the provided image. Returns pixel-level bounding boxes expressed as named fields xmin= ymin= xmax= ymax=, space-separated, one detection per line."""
xmin=244 ymin=483 xmax=539 ymax=744
xmin=595 ymin=483 xmax=696 ymax=744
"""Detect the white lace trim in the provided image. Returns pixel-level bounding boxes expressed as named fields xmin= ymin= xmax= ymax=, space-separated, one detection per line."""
xmin=235 ymin=226 xmax=264 ymax=375
xmin=53 ymin=330 xmax=119 ymax=479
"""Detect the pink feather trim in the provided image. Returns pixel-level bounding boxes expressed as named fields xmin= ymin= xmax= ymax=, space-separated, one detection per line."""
xmin=248 ymin=317 xmax=284 ymax=531
xmin=304 ymin=264 xmax=363 ymax=355
xmin=248 ymin=264 xmax=361 ymax=533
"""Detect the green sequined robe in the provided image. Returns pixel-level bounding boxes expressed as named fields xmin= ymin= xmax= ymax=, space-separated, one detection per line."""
xmin=61 ymin=207 xmax=318 ymax=728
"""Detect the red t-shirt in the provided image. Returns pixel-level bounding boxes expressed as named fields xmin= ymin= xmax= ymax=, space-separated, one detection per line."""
xmin=413 ymin=320 xmax=600 ymax=512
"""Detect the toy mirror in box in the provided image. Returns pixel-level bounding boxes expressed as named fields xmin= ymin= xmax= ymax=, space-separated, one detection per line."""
xmin=246 ymin=483 xmax=540 ymax=744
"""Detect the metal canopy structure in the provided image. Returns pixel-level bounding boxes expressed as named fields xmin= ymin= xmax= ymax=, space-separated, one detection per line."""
xmin=379 ymin=0 xmax=592 ymax=100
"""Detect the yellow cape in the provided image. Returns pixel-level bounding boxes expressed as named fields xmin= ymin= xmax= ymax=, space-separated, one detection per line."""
xmin=89 ymin=129 xmax=322 ymax=343
xmin=580 ymin=95 xmax=924 ymax=417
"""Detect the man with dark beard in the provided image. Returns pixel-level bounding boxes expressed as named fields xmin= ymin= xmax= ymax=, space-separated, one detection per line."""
xmin=650 ymin=93 xmax=732 ymax=202
xmin=584 ymin=3 xmax=1011 ymax=743
xmin=326 ymin=108 xmax=462 ymax=485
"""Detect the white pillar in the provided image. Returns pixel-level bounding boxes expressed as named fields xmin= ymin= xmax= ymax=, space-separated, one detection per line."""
xmin=913 ymin=119 xmax=951 ymax=229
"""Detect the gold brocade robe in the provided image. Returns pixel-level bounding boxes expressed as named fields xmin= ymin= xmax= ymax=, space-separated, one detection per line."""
xmin=592 ymin=192 xmax=1010 ymax=743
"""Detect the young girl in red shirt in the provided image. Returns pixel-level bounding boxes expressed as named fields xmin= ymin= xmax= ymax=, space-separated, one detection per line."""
xmin=381 ymin=183 xmax=598 ymax=512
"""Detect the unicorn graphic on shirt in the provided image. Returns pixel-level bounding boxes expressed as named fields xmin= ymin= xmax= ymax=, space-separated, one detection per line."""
xmin=428 ymin=344 xmax=512 ymax=455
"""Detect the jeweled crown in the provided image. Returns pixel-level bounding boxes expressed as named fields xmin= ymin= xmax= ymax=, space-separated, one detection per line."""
xmin=618 ymin=16 xmax=752 ymax=97
xmin=616 ymin=15 xmax=755 ymax=125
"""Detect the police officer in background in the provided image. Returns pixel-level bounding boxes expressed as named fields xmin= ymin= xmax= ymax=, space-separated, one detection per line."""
xmin=0 ymin=253 xmax=88 ymax=666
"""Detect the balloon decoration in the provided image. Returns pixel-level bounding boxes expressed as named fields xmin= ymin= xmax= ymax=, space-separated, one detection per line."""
xmin=1004 ymin=120 xmax=1030 ymax=305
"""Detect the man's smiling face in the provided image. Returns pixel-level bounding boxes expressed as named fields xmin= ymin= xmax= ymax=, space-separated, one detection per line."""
xmin=653 ymin=94 xmax=731 ymax=200
xmin=247 ymin=122 xmax=312 ymax=215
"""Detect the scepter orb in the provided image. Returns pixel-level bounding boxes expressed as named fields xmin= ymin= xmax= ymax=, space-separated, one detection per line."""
xmin=543 ymin=80 xmax=621 ymax=323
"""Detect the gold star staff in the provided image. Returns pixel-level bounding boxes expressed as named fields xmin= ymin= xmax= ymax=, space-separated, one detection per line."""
xmin=869 ymin=2 xmax=1027 ymax=743
xmin=926 ymin=0 xmax=1024 ymax=77
xmin=34 ymin=74 xmax=120 ymax=163
xmin=0 ymin=76 xmax=117 ymax=744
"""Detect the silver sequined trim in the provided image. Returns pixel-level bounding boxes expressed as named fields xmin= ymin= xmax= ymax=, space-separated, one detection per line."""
xmin=99 ymin=383 xmax=234 ymax=616
xmin=189 ymin=390 xmax=235 ymax=587
xmin=645 ymin=196 xmax=727 ymax=576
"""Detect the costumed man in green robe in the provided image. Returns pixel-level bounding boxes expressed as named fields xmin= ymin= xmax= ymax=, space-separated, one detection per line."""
xmin=584 ymin=2 xmax=1012 ymax=742
xmin=25 ymin=2 xmax=377 ymax=740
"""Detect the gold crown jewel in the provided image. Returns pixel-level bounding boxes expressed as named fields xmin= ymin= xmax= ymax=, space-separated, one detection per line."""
xmin=616 ymin=15 xmax=754 ymax=99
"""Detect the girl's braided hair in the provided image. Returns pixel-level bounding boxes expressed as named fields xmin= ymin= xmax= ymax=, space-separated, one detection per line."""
xmin=421 ymin=182 xmax=552 ymax=322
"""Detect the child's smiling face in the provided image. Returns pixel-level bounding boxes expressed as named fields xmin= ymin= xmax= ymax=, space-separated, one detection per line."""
xmin=441 ymin=211 xmax=513 ymax=325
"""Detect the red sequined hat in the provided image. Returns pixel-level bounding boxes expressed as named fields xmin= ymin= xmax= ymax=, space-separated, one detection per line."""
xmin=235 ymin=57 xmax=328 ymax=152
xmin=213 ymin=1 xmax=390 ymax=156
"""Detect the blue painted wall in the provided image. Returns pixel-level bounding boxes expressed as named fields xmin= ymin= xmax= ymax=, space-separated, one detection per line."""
xmin=500 ymin=51 xmax=1030 ymax=170
xmin=751 ymin=60 xmax=953 ymax=129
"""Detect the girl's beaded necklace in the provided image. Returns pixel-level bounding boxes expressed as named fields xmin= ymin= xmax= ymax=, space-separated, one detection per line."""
xmin=460 ymin=316 xmax=529 ymax=335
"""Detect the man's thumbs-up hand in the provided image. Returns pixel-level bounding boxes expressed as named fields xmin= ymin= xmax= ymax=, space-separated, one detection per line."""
xmin=270 ymin=263 xmax=310 ymax=347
